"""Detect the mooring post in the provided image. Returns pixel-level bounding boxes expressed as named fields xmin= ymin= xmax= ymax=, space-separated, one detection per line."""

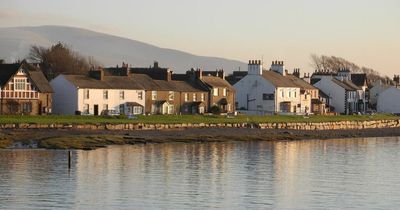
xmin=68 ymin=150 xmax=72 ymax=169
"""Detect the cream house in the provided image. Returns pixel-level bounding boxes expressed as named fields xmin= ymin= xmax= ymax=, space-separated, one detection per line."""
xmin=234 ymin=60 xmax=301 ymax=115
xmin=50 ymin=69 xmax=145 ymax=115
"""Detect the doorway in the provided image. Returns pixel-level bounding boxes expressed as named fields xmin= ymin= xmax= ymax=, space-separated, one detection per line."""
xmin=94 ymin=104 xmax=99 ymax=116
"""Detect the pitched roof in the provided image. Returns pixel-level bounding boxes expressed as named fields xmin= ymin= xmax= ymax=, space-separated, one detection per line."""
xmin=351 ymin=73 xmax=367 ymax=87
xmin=332 ymin=78 xmax=361 ymax=91
xmin=0 ymin=61 xmax=53 ymax=93
xmin=63 ymin=75 xmax=144 ymax=90
xmin=261 ymin=71 xmax=299 ymax=88
xmin=286 ymin=75 xmax=317 ymax=90
xmin=201 ymin=76 xmax=235 ymax=91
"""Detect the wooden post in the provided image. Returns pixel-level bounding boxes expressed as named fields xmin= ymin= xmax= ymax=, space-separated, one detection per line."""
xmin=68 ymin=150 xmax=72 ymax=169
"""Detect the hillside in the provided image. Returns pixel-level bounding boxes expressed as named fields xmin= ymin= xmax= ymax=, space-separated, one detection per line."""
xmin=0 ymin=25 xmax=246 ymax=73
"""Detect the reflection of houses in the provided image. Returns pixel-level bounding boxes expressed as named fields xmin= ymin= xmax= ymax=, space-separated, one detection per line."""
xmin=50 ymin=68 xmax=145 ymax=115
xmin=0 ymin=60 xmax=53 ymax=115
xmin=312 ymin=69 xmax=363 ymax=114
xmin=234 ymin=60 xmax=301 ymax=115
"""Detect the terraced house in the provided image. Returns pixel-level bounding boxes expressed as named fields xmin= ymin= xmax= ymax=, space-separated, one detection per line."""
xmin=50 ymin=67 xmax=145 ymax=115
xmin=0 ymin=60 xmax=53 ymax=115
xmin=105 ymin=62 xmax=209 ymax=114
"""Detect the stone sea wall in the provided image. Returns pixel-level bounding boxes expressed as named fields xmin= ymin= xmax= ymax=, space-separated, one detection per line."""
xmin=1 ymin=119 xmax=400 ymax=131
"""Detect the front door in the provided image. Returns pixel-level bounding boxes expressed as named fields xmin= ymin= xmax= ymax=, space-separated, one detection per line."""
xmin=94 ymin=104 xmax=99 ymax=116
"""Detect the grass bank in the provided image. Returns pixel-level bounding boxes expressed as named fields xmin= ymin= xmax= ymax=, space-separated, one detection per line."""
xmin=0 ymin=114 xmax=398 ymax=125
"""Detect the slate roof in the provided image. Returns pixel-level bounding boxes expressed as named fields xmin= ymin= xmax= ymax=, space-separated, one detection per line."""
xmin=63 ymin=73 xmax=207 ymax=92
xmin=261 ymin=71 xmax=299 ymax=88
xmin=332 ymin=78 xmax=361 ymax=91
xmin=226 ymin=71 xmax=248 ymax=85
xmin=201 ymin=76 xmax=235 ymax=91
xmin=286 ymin=75 xmax=317 ymax=90
xmin=0 ymin=61 xmax=53 ymax=93
xmin=63 ymin=75 xmax=144 ymax=90
xmin=351 ymin=73 xmax=367 ymax=87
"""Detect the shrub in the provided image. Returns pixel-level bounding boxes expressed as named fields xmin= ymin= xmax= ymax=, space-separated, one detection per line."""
xmin=210 ymin=105 xmax=221 ymax=115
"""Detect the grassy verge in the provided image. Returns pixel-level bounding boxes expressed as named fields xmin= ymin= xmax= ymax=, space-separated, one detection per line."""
xmin=0 ymin=114 xmax=398 ymax=125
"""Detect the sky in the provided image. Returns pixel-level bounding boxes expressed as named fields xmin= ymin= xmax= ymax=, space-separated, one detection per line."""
xmin=0 ymin=0 xmax=399 ymax=75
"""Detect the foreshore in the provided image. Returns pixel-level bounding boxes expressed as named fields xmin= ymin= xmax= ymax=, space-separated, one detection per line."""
xmin=1 ymin=127 xmax=400 ymax=150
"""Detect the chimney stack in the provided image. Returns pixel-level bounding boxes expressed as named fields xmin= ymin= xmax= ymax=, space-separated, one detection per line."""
xmin=89 ymin=67 xmax=104 ymax=81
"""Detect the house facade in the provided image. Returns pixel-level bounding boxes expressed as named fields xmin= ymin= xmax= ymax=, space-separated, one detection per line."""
xmin=50 ymin=69 xmax=145 ymax=115
xmin=0 ymin=61 xmax=53 ymax=115
xmin=105 ymin=63 xmax=209 ymax=115
xmin=234 ymin=60 xmax=301 ymax=115
xmin=377 ymin=87 xmax=400 ymax=114
xmin=313 ymin=76 xmax=361 ymax=114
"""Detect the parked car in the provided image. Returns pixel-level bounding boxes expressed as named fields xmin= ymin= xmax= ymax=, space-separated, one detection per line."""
xmin=101 ymin=109 xmax=119 ymax=116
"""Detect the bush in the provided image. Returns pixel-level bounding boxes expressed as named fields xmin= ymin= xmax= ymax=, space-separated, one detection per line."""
xmin=210 ymin=105 xmax=221 ymax=115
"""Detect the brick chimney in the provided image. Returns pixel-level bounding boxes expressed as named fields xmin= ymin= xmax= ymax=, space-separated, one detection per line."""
xmin=166 ymin=69 xmax=172 ymax=81
xmin=154 ymin=61 xmax=159 ymax=69
xmin=121 ymin=62 xmax=131 ymax=76
xmin=216 ymin=69 xmax=225 ymax=80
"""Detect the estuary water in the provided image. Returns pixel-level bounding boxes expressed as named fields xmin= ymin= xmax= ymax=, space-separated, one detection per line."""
xmin=1 ymin=137 xmax=400 ymax=209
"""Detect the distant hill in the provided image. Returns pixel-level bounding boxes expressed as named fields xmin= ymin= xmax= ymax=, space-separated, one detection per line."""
xmin=0 ymin=25 xmax=246 ymax=73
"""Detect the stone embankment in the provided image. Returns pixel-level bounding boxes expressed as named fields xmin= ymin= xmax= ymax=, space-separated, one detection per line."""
xmin=1 ymin=119 xmax=400 ymax=131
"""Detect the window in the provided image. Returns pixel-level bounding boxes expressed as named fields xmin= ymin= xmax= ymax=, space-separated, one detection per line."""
xmin=193 ymin=93 xmax=197 ymax=101
xmin=263 ymin=93 xmax=274 ymax=100
xmin=103 ymin=90 xmax=108 ymax=99
xmin=213 ymin=88 xmax=218 ymax=96
xmin=22 ymin=102 xmax=32 ymax=113
xmin=289 ymin=91 xmax=291 ymax=98
xmin=119 ymin=90 xmax=125 ymax=100
xmin=201 ymin=93 xmax=205 ymax=101
xmin=84 ymin=89 xmax=90 ymax=99
xmin=281 ymin=90 xmax=284 ymax=98
xmin=133 ymin=106 xmax=143 ymax=114
xmin=294 ymin=91 xmax=297 ymax=98
xmin=83 ymin=104 xmax=89 ymax=114
xmin=103 ymin=104 xmax=108 ymax=111
xmin=184 ymin=93 xmax=188 ymax=102
xmin=223 ymin=88 xmax=227 ymax=96
xmin=138 ymin=91 xmax=143 ymax=100
xmin=14 ymin=79 xmax=26 ymax=91
xmin=152 ymin=91 xmax=157 ymax=100
xmin=168 ymin=91 xmax=174 ymax=101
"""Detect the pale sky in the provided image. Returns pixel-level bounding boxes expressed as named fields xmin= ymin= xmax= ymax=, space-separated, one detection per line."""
xmin=1 ymin=0 xmax=399 ymax=76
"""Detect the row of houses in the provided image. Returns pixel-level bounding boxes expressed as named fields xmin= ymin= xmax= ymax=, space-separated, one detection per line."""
xmin=0 ymin=61 xmax=235 ymax=116
xmin=0 ymin=59 xmax=398 ymax=116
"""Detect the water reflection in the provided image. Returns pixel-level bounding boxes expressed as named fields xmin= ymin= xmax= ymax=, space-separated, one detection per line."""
xmin=1 ymin=137 xmax=400 ymax=209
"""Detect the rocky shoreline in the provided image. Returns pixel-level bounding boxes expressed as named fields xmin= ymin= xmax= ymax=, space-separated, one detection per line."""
xmin=1 ymin=127 xmax=400 ymax=150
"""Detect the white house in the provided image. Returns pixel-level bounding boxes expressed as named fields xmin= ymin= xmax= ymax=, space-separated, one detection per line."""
xmin=369 ymin=80 xmax=391 ymax=109
xmin=234 ymin=60 xmax=301 ymax=115
xmin=313 ymin=76 xmax=361 ymax=114
xmin=377 ymin=87 xmax=400 ymax=114
xmin=50 ymin=69 xmax=145 ymax=115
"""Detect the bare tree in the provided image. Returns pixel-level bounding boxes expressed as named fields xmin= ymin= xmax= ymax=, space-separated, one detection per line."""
xmin=28 ymin=42 xmax=95 ymax=79
xmin=310 ymin=54 xmax=387 ymax=83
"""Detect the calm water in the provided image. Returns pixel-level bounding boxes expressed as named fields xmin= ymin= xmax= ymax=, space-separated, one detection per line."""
xmin=1 ymin=137 xmax=400 ymax=210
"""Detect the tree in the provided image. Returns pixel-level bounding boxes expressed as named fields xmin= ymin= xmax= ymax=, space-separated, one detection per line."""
xmin=28 ymin=42 xmax=95 ymax=79
xmin=310 ymin=54 xmax=387 ymax=83
xmin=0 ymin=59 xmax=4 ymax=64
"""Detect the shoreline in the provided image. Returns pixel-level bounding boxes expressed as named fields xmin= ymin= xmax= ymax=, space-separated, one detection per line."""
xmin=1 ymin=127 xmax=400 ymax=150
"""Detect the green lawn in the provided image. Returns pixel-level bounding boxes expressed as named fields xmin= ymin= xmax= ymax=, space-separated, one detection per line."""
xmin=0 ymin=114 xmax=398 ymax=125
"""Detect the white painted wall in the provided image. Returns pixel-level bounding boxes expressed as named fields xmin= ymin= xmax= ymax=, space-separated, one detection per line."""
xmin=314 ymin=77 xmax=346 ymax=113
xmin=50 ymin=75 xmax=78 ymax=115
xmin=369 ymin=81 xmax=390 ymax=107
xmin=50 ymin=75 xmax=146 ymax=115
xmin=377 ymin=87 xmax=400 ymax=113
xmin=78 ymin=88 xmax=145 ymax=115
xmin=234 ymin=74 xmax=301 ymax=114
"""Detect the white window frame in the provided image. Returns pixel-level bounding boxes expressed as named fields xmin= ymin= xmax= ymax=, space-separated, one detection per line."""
xmin=184 ymin=93 xmax=188 ymax=102
xmin=223 ymin=88 xmax=227 ymax=97
xmin=201 ymin=93 xmax=205 ymax=101
xmin=103 ymin=90 xmax=108 ymax=100
xmin=168 ymin=91 xmax=174 ymax=101
xmin=138 ymin=91 xmax=143 ymax=100
xmin=14 ymin=78 xmax=26 ymax=91
xmin=84 ymin=89 xmax=90 ymax=99
xmin=213 ymin=88 xmax=218 ymax=96
xmin=193 ymin=93 xmax=197 ymax=101
xmin=119 ymin=90 xmax=125 ymax=100
xmin=152 ymin=91 xmax=157 ymax=100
